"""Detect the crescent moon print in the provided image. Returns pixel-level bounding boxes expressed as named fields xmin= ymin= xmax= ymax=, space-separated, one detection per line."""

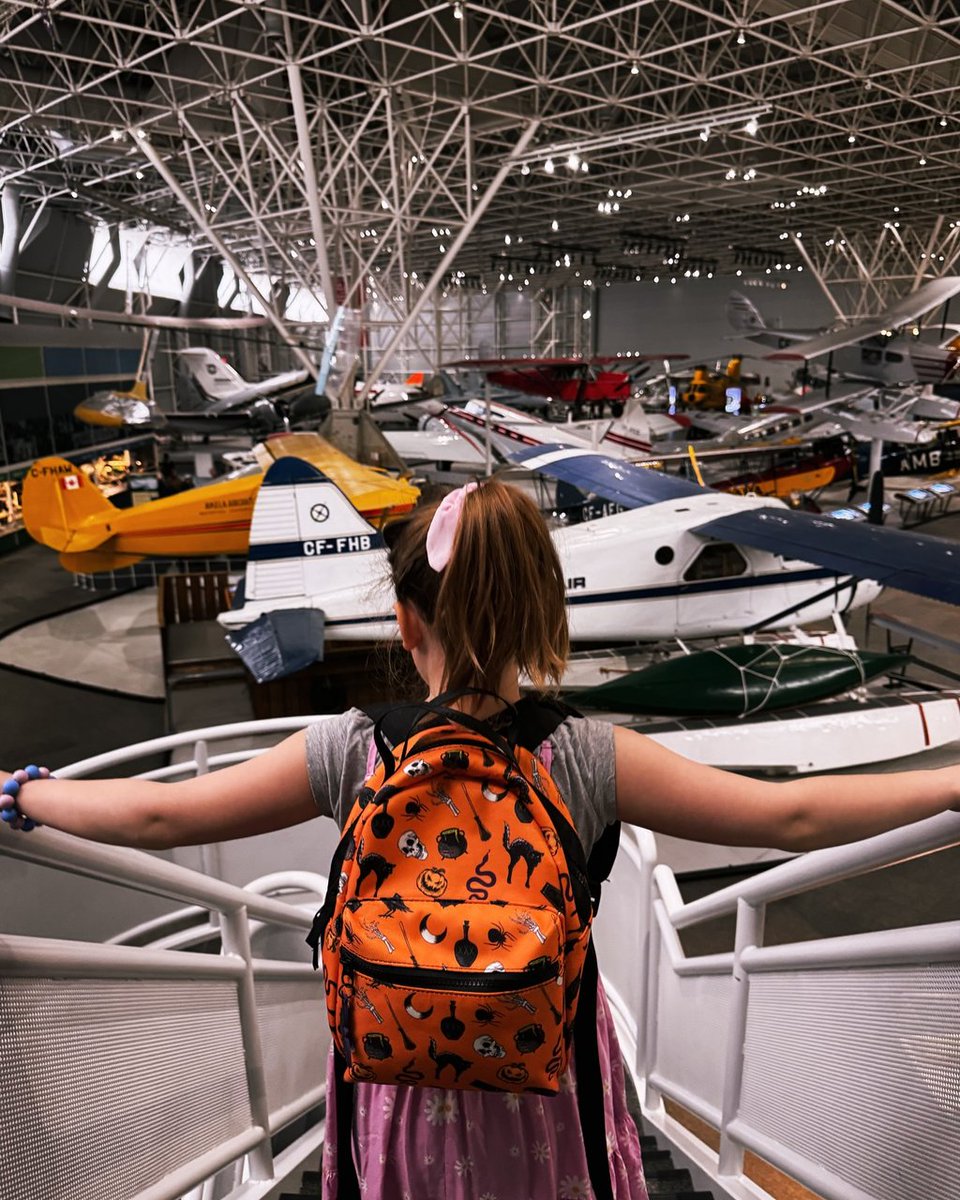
xmin=404 ymin=993 xmax=434 ymax=1020
xmin=419 ymin=914 xmax=447 ymax=944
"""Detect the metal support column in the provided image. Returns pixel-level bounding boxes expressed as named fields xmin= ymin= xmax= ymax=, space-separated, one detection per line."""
xmin=284 ymin=13 xmax=336 ymax=316
xmin=790 ymin=233 xmax=845 ymax=323
xmin=0 ymin=185 xmax=22 ymax=298
xmin=137 ymin=133 xmax=318 ymax=379
xmin=358 ymin=119 xmax=540 ymax=403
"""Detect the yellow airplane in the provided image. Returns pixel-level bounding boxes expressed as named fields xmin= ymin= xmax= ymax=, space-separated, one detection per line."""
xmin=22 ymin=431 xmax=420 ymax=573
xmin=677 ymin=356 xmax=746 ymax=410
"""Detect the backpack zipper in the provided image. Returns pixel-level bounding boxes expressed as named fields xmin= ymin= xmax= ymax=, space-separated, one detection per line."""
xmin=340 ymin=947 xmax=557 ymax=992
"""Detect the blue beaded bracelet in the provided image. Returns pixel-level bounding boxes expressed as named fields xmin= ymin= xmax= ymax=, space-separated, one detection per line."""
xmin=1 ymin=764 xmax=50 ymax=832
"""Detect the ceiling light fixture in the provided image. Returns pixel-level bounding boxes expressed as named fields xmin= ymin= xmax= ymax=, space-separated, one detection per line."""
xmin=744 ymin=116 xmax=759 ymax=136
xmin=699 ymin=127 xmax=710 ymax=142
xmin=737 ymin=29 xmax=746 ymax=45
xmin=544 ymin=158 xmax=555 ymax=174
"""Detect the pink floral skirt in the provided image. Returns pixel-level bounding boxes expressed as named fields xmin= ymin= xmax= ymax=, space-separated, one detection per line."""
xmin=322 ymin=983 xmax=648 ymax=1200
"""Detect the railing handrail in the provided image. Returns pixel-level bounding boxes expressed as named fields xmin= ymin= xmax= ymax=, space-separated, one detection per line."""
xmin=55 ymin=715 xmax=331 ymax=777
xmin=658 ymin=808 xmax=960 ymax=929
xmin=0 ymin=826 xmax=315 ymax=926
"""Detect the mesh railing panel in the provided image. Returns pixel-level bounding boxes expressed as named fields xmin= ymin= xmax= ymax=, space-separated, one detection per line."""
xmin=255 ymin=978 xmax=329 ymax=1118
xmin=655 ymin=967 xmax=733 ymax=1113
xmin=0 ymin=977 xmax=252 ymax=1200
xmin=740 ymin=965 xmax=960 ymax=1200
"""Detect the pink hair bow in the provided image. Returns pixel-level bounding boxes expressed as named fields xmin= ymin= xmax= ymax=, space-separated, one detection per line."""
xmin=426 ymin=481 xmax=478 ymax=572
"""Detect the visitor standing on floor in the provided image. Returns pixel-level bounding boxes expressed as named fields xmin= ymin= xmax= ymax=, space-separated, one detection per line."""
xmin=5 ymin=479 xmax=959 ymax=1200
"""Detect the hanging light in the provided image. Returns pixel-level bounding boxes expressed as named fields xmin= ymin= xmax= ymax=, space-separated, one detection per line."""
xmin=544 ymin=158 xmax=555 ymax=174
xmin=744 ymin=116 xmax=759 ymax=136
xmin=566 ymin=152 xmax=581 ymax=170
xmin=699 ymin=127 xmax=710 ymax=143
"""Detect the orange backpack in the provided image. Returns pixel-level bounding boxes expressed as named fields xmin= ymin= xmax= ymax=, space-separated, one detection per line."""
xmin=308 ymin=694 xmax=619 ymax=1198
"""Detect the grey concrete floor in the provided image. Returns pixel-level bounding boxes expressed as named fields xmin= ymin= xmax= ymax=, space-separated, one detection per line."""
xmin=0 ymin=544 xmax=165 ymax=769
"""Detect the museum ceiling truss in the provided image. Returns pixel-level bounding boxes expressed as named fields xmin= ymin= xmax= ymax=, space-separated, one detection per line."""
xmin=2 ymin=1 xmax=960 ymax=336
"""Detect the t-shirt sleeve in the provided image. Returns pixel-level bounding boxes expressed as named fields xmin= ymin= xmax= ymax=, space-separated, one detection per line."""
xmin=305 ymin=708 xmax=375 ymax=827
xmin=546 ymin=715 xmax=617 ymax=854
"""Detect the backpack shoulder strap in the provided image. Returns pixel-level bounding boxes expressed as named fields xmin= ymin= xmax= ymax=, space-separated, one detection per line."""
xmin=515 ymin=695 xmax=616 ymax=1200
xmin=513 ymin=695 xmax=621 ymax=910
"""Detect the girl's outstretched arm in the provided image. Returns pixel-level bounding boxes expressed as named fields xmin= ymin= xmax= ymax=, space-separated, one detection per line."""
xmin=613 ymin=725 xmax=960 ymax=851
xmin=2 ymin=729 xmax=319 ymax=850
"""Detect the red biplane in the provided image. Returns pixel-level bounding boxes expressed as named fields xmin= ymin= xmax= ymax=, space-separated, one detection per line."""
xmin=444 ymin=354 xmax=686 ymax=417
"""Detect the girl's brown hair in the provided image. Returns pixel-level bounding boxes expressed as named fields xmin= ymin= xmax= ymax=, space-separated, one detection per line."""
xmin=385 ymin=480 xmax=569 ymax=697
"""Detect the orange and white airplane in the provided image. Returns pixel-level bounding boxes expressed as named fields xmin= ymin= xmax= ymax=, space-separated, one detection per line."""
xmin=22 ymin=432 xmax=419 ymax=574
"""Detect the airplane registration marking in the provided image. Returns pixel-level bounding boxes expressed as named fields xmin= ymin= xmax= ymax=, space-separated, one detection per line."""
xmin=30 ymin=463 xmax=76 ymax=477
xmin=304 ymin=535 xmax=374 ymax=556
xmin=247 ymin=533 xmax=385 ymax=561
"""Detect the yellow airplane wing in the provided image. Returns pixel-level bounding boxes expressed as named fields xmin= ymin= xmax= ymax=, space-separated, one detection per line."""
xmin=257 ymin=431 xmax=419 ymax=524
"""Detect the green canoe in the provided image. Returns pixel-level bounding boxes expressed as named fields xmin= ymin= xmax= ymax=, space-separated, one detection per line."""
xmin=572 ymin=644 xmax=908 ymax=717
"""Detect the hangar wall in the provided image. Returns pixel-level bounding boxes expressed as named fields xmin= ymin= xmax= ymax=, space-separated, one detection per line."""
xmin=596 ymin=273 xmax=837 ymax=361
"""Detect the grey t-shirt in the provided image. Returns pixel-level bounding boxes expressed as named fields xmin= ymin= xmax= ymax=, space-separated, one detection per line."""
xmin=305 ymin=708 xmax=617 ymax=853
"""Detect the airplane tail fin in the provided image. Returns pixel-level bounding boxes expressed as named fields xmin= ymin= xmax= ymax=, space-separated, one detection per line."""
xmin=241 ymin=455 xmax=382 ymax=606
xmin=726 ymin=291 xmax=768 ymax=336
xmin=175 ymin=347 xmax=248 ymax=408
xmin=21 ymin=457 xmax=114 ymax=553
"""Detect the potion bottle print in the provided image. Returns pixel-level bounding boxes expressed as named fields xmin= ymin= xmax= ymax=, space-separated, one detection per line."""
xmin=455 ymin=920 xmax=479 ymax=967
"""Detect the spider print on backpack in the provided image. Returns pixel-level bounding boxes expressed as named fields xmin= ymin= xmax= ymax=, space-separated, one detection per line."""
xmin=308 ymin=692 xmax=598 ymax=1098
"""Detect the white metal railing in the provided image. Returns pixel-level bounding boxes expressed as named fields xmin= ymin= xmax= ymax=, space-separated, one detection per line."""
xmin=0 ymin=717 xmax=339 ymax=1200
xmin=629 ymin=809 xmax=960 ymax=1200
xmin=0 ymin=829 xmax=329 ymax=1200
xmin=2 ymin=716 xmax=959 ymax=1200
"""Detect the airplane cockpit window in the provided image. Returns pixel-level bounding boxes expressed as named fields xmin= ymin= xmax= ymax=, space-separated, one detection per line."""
xmin=683 ymin=543 xmax=748 ymax=581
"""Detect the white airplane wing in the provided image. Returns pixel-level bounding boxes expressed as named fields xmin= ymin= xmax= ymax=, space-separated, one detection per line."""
xmin=766 ymin=277 xmax=960 ymax=362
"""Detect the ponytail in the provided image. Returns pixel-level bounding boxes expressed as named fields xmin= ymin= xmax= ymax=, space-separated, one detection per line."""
xmin=386 ymin=481 xmax=569 ymax=696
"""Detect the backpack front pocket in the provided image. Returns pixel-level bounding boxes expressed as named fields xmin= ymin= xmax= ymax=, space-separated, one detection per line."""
xmin=331 ymin=900 xmax=568 ymax=1091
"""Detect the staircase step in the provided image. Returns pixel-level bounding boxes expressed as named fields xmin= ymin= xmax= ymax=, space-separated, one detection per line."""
xmin=298 ymin=1170 xmax=322 ymax=1194
xmin=641 ymin=1149 xmax=674 ymax=1168
xmin=645 ymin=1166 xmax=696 ymax=1193
xmin=639 ymin=1134 xmax=660 ymax=1151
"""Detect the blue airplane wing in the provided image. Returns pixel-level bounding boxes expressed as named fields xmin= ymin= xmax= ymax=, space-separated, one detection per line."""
xmin=510 ymin=444 xmax=708 ymax=508
xmin=696 ymin=507 xmax=960 ymax=606
xmin=511 ymin=444 xmax=960 ymax=606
